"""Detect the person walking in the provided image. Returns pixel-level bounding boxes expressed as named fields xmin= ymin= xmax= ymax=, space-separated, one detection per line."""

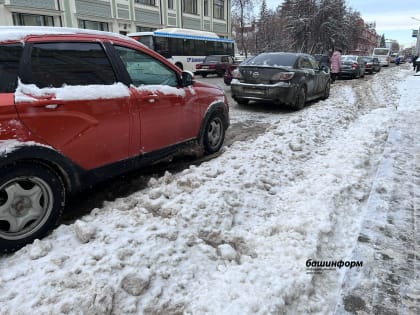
xmin=330 ymin=49 xmax=342 ymax=83
xmin=413 ymin=55 xmax=418 ymax=71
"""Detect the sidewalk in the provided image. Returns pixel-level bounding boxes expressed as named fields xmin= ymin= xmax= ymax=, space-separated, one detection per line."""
xmin=335 ymin=74 xmax=420 ymax=314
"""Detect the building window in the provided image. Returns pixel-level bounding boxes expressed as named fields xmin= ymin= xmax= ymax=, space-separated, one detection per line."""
xmin=135 ymin=0 xmax=156 ymax=5
xmin=168 ymin=0 xmax=174 ymax=9
xmin=136 ymin=26 xmax=156 ymax=32
xmin=12 ymin=13 xmax=54 ymax=26
xmin=214 ymin=0 xmax=224 ymax=20
xmin=78 ymin=20 xmax=109 ymax=31
xmin=204 ymin=0 xmax=209 ymax=16
xmin=183 ymin=0 xmax=197 ymax=14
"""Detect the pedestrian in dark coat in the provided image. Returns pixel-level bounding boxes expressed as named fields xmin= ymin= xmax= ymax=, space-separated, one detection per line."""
xmin=413 ymin=55 xmax=418 ymax=71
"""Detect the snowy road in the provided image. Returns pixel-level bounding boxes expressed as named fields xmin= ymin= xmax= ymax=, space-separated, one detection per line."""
xmin=0 ymin=64 xmax=418 ymax=314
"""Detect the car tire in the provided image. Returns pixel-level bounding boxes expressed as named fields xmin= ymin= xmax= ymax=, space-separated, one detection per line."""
xmin=0 ymin=162 xmax=65 ymax=253
xmin=201 ymin=73 xmax=208 ymax=78
xmin=322 ymin=80 xmax=330 ymax=100
xmin=202 ymin=112 xmax=226 ymax=154
xmin=291 ymin=86 xmax=306 ymax=110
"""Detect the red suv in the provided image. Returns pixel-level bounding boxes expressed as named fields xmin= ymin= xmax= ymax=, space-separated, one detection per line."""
xmin=0 ymin=26 xmax=229 ymax=252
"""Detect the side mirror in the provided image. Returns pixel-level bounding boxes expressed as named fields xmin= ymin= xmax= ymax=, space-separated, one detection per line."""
xmin=181 ymin=71 xmax=194 ymax=87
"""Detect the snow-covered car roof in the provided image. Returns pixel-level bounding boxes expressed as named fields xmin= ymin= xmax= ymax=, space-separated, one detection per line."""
xmin=0 ymin=26 xmax=134 ymax=43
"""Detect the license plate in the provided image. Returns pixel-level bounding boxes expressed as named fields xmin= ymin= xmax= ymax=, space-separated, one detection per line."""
xmin=244 ymin=88 xmax=266 ymax=95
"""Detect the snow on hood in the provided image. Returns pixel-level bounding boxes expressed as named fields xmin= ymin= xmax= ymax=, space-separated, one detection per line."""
xmin=15 ymin=81 xmax=131 ymax=102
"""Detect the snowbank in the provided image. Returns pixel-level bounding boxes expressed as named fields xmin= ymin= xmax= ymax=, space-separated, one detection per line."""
xmin=0 ymin=65 xmax=416 ymax=314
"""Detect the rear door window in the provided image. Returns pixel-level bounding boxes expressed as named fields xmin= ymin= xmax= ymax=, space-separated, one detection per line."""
xmin=114 ymin=45 xmax=178 ymax=87
xmin=26 ymin=42 xmax=116 ymax=88
xmin=0 ymin=44 xmax=23 ymax=93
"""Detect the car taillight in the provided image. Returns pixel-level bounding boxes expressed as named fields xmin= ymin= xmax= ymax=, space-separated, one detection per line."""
xmin=196 ymin=64 xmax=202 ymax=69
xmin=352 ymin=63 xmax=359 ymax=69
xmin=209 ymin=65 xmax=216 ymax=69
xmin=271 ymin=72 xmax=295 ymax=81
xmin=232 ymin=69 xmax=242 ymax=79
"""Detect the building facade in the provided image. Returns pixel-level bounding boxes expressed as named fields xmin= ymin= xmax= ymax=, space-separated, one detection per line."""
xmin=0 ymin=0 xmax=232 ymax=38
xmin=347 ymin=19 xmax=379 ymax=56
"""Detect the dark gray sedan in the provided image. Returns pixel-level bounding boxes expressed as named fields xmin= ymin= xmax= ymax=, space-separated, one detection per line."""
xmin=230 ymin=52 xmax=331 ymax=110
xmin=339 ymin=55 xmax=366 ymax=78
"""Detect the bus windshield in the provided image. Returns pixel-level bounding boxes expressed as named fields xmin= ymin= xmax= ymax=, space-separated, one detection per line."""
xmin=373 ymin=48 xmax=389 ymax=55
xmin=136 ymin=35 xmax=154 ymax=50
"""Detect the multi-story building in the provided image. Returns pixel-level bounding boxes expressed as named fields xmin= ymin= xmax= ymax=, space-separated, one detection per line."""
xmin=0 ymin=0 xmax=232 ymax=38
xmin=348 ymin=18 xmax=379 ymax=55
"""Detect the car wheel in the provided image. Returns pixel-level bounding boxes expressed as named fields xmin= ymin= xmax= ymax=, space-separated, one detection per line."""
xmin=201 ymin=73 xmax=208 ymax=78
xmin=0 ymin=162 xmax=65 ymax=253
xmin=322 ymin=80 xmax=330 ymax=100
xmin=202 ymin=112 xmax=225 ymax=154
xmin=291 ymin=86 xmax=306 ymax=110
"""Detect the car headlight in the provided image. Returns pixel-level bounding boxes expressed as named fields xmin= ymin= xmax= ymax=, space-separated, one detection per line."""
xmin=232 ymin=69 xmax=242 ymax=79
xmin=271 ymin=72 xmax=295 ymax=81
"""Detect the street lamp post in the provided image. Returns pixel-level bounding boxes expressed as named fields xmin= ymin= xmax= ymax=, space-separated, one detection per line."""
xmin=411 ymin=17 xmax=420 ymax=55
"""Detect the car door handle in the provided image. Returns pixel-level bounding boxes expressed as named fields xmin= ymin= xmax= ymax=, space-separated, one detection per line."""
xmin=145 ymin=94 xmax=159 ymax=103
xmin=19 ymin=99 xmax=65 ymax=108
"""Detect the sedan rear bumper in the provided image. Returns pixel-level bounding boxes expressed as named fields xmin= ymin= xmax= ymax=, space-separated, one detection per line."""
xmin=231 ymin=81 xmax=299 ymax=105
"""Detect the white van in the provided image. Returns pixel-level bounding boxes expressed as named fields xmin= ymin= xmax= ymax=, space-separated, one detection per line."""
xmin=372 ymin=48 xmax=391 ymax=66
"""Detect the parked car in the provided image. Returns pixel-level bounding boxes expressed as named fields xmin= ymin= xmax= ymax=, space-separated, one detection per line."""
xmin=195 ymin=54 xmax=235 ymax=78
xmin=362 ymin=56 xmax=381 ymax=74
xmin=314 ymin=54 xmax=331 ymax=70
xmin=0 ymin=26 xmax=229 ymax=252
xmin=230 ymin=52 xmax=331 ymax=110
xmin=339 ymin=55 xmax=366 ymax=79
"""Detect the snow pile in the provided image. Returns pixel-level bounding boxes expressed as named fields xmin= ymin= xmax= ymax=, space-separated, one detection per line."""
xmin=0 ymin=65 xmax=416 ymax=314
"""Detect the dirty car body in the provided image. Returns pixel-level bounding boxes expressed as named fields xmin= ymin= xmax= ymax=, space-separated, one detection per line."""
xmin=230 ymin=52 xmax=330 ymax=110
xmin=0 ymin=26 xmax=229 ymax=252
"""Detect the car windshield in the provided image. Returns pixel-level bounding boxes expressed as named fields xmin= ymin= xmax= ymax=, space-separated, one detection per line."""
xmin=242 ymin=53 xmax=297 ymax=67
xmin=342 ymin=56 xmax=357 ymax=62
xmin=362 ymin=57 xmax=372 ymax=62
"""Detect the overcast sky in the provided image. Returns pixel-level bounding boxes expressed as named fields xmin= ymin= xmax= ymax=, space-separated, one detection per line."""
xmin=266 ymin=0 xmax=420 ymax=47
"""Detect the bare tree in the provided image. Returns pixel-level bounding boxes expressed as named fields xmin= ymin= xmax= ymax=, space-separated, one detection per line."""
xmin=236 ymin=0 xmax=371 ymax=55
xmin=232 ymin=0 xmax=258 ymax=57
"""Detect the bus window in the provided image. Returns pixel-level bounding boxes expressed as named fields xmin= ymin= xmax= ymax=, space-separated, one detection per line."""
xmin=127 ymin=28 xmax=235 ymax=72
xmin=155 ymin=37 xmax=170 ymax=57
